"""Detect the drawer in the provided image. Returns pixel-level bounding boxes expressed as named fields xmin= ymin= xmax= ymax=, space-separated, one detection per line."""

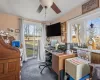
xmin=0 ymin=75 xmax=19 ymax=80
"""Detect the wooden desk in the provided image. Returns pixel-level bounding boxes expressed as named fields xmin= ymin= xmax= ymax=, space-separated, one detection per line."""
xmin=52 ymin=53 xmax=76 ymax=80
xmin=45 ymin=48 xmax=76 ymax=80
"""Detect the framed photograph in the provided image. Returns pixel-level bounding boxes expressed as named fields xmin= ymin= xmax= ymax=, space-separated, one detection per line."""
xmin=15 ymin=29 xmax=20 ymax=33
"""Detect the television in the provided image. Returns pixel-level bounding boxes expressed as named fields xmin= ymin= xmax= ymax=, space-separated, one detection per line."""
xmin=12 ymin=40 xmax=20 ymax=48
xmin=46 ymin=22 xmax=61 ymax=37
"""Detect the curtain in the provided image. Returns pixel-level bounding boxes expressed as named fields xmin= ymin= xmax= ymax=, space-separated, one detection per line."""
xmin=19 ymin=19 xmax=27 ymax=61
xmin=37 ymin=24 xmax=46 ymax=62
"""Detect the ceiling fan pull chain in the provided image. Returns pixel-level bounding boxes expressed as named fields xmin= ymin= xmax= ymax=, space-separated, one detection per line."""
xmin=45 ymin=7 xmax=47 ymax=22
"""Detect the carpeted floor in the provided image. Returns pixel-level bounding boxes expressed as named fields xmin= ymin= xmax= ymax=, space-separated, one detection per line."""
xmin=21 ymin=59 xmax=57 ymax=80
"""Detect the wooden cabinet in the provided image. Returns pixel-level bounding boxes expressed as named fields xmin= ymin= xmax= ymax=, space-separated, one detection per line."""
xmin=91 ymin=52 xmax=100 ymax=64
xmin=61 ymin=22 xmax=67 ymax=43
xmin=0 ymin=59 xmax=20 ymax=80
xmin=0 ymin=36 xmax=20 ymax=80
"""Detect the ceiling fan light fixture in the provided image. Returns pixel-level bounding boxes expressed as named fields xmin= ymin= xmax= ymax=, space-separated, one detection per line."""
xmin=40 ymin=0 xmax=53 ymax=8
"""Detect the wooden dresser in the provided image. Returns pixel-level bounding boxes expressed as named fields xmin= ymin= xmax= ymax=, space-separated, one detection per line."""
xmin=52 ymin=53 xmax=76 ymax=80
xmin=0 ymin=36 xmax=20 ymax=80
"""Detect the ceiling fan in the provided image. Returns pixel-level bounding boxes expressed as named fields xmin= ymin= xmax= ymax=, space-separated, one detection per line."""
xmin=37 ymin=0 xmax=61 ymax=14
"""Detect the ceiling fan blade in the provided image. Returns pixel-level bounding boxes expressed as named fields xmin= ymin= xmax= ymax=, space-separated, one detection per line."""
xmin=37 ymin=5 xmax=43 ymax=13
xmin=51 ymin=2 xmax=61 ymax=14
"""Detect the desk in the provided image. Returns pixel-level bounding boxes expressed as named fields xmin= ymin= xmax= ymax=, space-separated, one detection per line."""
xmin=45 ymin=49 xmax=76 ymax=80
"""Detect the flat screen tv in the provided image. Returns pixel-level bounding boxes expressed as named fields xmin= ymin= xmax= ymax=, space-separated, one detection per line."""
xmin=46 ymin=23 xmax=61 ymax=37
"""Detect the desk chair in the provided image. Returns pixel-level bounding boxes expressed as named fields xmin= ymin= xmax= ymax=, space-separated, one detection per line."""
xmin=39 ymin=53 xmax=52 ymax=74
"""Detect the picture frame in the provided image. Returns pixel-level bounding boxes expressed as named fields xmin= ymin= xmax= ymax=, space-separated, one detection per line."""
xmin=15 ymin=29 xmax=20 ymax=33
xmin=82 ymin=0 xmax=99 ymax=14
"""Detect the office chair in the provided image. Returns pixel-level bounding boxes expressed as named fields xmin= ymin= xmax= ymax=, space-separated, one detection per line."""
xmin=39 ymin=53 xmax=52 ymax=74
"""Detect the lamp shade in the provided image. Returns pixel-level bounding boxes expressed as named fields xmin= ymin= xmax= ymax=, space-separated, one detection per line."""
xmin=40 ymin=0 xmax=53 ymax=8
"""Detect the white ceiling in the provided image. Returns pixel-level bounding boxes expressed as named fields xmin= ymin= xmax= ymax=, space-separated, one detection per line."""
xmin=0 ymin=0 xmax=88 ymax=22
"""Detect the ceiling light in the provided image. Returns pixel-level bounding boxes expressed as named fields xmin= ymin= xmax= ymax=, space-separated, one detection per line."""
xmin=40 ymin=0 xmax=53 ymax=8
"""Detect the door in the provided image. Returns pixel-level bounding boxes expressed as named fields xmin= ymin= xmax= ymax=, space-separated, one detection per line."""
xmin=24 ymin=24 xmax=42 ymax=59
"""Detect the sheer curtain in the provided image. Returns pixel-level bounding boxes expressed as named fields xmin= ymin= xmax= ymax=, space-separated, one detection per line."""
xmin=19 ymin=19 xmax=27 ymax=61
xmin=37 ymin=24 xmax=46 ymax=62
xmin=19 ymin=19 xmax=46 ymax=62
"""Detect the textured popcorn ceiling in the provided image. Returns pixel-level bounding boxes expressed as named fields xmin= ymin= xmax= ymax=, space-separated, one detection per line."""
xmin=0 ymin=0 xmax=88 ymax=22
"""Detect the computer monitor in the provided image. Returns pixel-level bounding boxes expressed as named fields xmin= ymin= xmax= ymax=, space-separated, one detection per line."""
xmin=50 ymin=40 xmax=58 ymax=47
xmin=12 ymin=40 xmax=20 ymax=48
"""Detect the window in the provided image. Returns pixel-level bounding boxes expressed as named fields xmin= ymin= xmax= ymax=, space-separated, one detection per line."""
xmin=87 ymin=18 xmax=100 ymax=49
xmin=72 ymin=24 xmax=81 ymax=43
